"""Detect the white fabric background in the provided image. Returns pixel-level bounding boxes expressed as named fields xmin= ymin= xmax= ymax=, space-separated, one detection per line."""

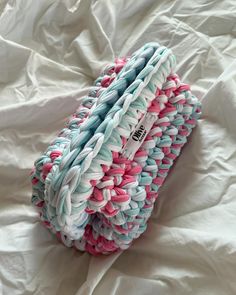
xmin=0 ymin=0 xmax=236 ymax=294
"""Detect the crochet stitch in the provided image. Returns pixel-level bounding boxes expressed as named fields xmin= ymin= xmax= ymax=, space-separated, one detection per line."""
xmin=31 ymin=42 xmax=201 ymax=255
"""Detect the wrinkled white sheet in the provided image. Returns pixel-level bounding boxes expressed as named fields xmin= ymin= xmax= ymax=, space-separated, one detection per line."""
xmin=1 ymin=0 xmax=236 ymax=294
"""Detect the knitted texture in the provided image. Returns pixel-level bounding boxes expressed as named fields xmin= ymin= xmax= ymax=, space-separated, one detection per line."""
xmin=31 ymin=43 xmax=201 ymax=255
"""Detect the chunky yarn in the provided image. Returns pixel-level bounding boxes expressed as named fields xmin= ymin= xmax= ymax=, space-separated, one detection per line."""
xmin=31 ymin=43 xmax=201 ymax=255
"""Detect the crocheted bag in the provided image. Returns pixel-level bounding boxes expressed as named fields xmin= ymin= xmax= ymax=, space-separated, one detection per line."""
xmin=31 ymin=42 xmax=201 ymax=255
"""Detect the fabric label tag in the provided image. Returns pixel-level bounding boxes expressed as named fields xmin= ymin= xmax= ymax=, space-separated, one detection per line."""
xmin=122 ymin=112 xmax=157 ymax=160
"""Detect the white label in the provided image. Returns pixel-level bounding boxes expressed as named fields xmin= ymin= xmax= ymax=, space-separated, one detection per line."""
xmin=122 ymin=112 xmax=157 ymax=160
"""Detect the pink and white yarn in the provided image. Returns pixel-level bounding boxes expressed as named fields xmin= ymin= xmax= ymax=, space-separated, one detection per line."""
xmin=31 ymin=43 xmax=201 ymax=255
